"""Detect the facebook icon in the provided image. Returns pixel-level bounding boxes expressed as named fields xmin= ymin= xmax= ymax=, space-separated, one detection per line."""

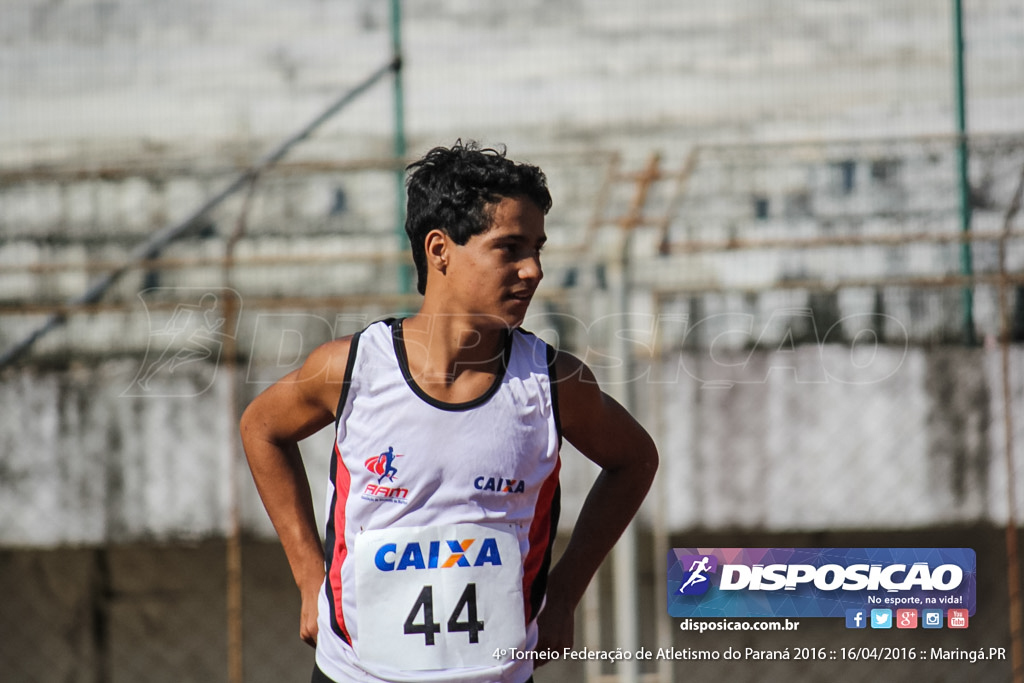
xmin=845 ymin=609 xmax=867 ymax=629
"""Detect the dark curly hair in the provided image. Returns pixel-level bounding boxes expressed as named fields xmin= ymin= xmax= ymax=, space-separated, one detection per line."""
xmin=404 ymin=140 xmax=552 ymax=294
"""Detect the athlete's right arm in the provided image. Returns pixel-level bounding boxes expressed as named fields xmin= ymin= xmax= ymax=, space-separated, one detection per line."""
xmin=239 ymin=337 xmax=352 ymax=647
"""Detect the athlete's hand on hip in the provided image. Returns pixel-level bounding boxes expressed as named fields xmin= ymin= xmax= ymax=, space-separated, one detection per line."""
xmin=300 ymin=583 xmax=321 ymax=647
xmin=534 ymin=595 xmax=575 ymax=665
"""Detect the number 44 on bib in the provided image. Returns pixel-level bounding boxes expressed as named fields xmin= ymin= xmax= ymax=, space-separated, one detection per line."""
xmin=354 ymin=524 xmax=527 ymax=672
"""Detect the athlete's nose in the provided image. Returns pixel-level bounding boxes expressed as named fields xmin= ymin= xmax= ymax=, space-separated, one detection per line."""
xmin=519 ymin=253 xmax=543 ymax=283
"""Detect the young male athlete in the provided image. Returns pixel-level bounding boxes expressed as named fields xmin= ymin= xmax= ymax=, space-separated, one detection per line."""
xmin=240 ymin=141 xmax=658 ymax=683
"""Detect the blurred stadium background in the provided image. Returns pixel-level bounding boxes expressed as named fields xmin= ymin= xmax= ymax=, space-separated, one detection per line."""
xmin=1 ymin=1 xmax=1023 ymax=681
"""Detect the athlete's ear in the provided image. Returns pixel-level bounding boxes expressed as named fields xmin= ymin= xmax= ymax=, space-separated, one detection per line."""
xmin=424 ymin=229 xmax=449 ymax=275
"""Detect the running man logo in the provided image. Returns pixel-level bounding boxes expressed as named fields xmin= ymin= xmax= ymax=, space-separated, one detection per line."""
xmin=677 ymin=554 xmax=718 ymax=595
xmin=122 ymin=288 xmax=237 ymax=398
xmin=365 ymin=446 xmax=403 ymax=484
xmin=374 ymin=538 xmax=503 ymax=572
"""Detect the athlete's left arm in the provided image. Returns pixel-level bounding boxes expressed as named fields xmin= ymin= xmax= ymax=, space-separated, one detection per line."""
xmin=536 ymin=352 xmax=659 ymax=657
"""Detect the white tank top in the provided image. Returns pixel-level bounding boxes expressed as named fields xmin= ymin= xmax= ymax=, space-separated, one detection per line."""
xmin=315 ymin=319 xmax=561 ymax=683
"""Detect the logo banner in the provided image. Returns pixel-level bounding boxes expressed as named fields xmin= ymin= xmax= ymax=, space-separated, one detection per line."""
xmin=667 ymin=548 xmax=976 ymax=618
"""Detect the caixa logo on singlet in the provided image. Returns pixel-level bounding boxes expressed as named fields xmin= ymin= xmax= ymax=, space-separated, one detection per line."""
xmin=374 ymin=537 xmax=503 ymax=571
xmin=473 ymin=475 xmax=526 ymax=493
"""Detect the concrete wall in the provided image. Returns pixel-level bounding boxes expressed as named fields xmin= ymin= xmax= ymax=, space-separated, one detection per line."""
xmin=649 ymin=345 xmax=1021 ymax=531
xmin=2 ymin=344 xmax=1021 ymax=547
xmin=2 ymin=0 xmax=1022 ymax=166
xmin=3 ymin=0 xmax=1022 ymax=361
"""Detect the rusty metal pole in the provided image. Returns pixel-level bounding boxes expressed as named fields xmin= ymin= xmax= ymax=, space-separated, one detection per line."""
xmin=999 ymin=163 xmax=1024 ymax=683
xmin=223 ymin=174 xmax=260 ymax=683
xmin=952 ymin=0 xmax=976 ymax=346
xmin=224 ymin=285 xmax=245 ymax=683
xmin=609 ymin=153 xmax=661 ymax=683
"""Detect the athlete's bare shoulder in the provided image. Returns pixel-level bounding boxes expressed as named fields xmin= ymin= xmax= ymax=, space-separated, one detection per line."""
xmin=292 ymin=335 xmax=355 ymax=415
xmin=549 ymin=349 xmax=600 ymax=425
xmin=240 ymin=335 xmax=356 ymax=445
xmin=550 ymin=348 xmax=590 ymax=386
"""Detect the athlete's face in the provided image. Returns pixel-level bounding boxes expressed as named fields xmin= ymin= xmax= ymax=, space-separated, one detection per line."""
xmin=437 ymin=195 xmax=546 ymax=328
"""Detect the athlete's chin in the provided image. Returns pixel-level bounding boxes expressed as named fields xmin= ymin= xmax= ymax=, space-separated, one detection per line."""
xmin=459 ymin=309 xmax=524 ymax=331
xmin=501 ymin=299 xmax=532 ymax=327
xmin=466 ymin=297 xmax=532 ymax=330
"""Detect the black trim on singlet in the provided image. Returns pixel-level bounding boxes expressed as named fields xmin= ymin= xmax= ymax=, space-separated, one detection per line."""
xmin=524 ymin=342 xmax=562 ymax=623
xmin=323 ymin=330 xmax=363 ymax=646
xmin=528 ymin=482 xmax=561 ymax=623
xmin=333 ymin=331 xmax=362 ymax=428
xmin=390 ymin=318 xmax=513 ymax=412
xmin=545 ymin=342 xmax=563 ymax=446
xmin=322 ymin=442 xmax=350 ymax=645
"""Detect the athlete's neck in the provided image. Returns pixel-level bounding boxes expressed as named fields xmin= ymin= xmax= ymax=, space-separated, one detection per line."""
xmin=400 ymin=313 xmax=509 ymax=391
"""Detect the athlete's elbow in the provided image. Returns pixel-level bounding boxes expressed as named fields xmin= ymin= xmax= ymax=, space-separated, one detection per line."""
xmin=239 ymin=401 xmax=271 ymax=452
xmin=239 ymin=401 xmax=256 ymax=434
xmin=638 ymin=436 xmax=659 ymax=482
xmin=609 ymin=432 xmax=658 ymax=489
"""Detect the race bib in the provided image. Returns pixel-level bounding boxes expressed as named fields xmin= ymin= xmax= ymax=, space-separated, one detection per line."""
xmin=353 ymin=523 xmax=527 ymax=672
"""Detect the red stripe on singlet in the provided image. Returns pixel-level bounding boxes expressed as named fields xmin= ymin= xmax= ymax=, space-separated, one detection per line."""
xmin=328 ymin=443 xmax=352 ymax=643
xmin=522 ymin=457 xmax=561 ymax=622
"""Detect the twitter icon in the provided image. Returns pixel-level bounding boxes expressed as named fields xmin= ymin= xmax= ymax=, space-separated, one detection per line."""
xmin=870 ymin=609 xmax=893 ymax=629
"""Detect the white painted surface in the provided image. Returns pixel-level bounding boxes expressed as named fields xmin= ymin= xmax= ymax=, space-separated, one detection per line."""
xmin=1 ymin=345 xmax=1020 ymax=546
xmin=1 ymin=0 xmax=1023 ymax=547
xmin=1 ymin=0 xmax=1022 ymax=164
